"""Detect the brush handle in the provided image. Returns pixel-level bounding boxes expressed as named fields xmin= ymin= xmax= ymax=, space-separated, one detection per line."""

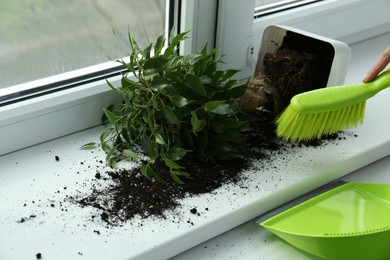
xmin=369 ymin=69 xmax=390 ymax=93
xmin=291 ymin=69 xmax=390 ymax=114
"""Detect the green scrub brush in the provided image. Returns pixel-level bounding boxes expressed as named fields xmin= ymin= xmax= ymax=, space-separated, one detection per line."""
xmin=276 ymin=69 xmax=390 ymax=141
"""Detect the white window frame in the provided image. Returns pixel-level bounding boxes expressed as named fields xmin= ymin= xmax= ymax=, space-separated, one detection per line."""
xmin=1 ymin=0 xmax=389 ymax=156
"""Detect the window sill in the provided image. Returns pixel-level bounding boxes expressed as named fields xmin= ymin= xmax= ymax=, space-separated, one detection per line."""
xmin=1 ymin=32 xmax=390 ymax=260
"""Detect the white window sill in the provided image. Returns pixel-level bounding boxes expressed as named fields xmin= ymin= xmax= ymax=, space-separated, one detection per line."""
xmin=1 ymin=33 xmax=390 ymax=260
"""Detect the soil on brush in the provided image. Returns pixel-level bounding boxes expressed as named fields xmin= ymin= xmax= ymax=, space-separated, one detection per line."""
xmin=71 ymin=38 xmax=336 ymax=226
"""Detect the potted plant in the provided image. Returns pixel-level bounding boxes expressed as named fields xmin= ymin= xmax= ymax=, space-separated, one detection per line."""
xmin=83 ymin=30 xmax=253 ymax=184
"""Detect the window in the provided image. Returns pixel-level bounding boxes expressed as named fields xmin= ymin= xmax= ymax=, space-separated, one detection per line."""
xmin=0 ymin=0 xmax=169 ymax=155
xmin=0 ymin=0 xmax=166 ymax=103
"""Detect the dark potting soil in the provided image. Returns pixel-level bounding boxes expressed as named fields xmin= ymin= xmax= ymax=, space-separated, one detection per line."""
xmin=70 ymin=40 xmax=337 ymax=226
xmin=73 ymin=108 xmax=276 ymax=225
xmin=72 ymin=109 xmax=340 ymax=226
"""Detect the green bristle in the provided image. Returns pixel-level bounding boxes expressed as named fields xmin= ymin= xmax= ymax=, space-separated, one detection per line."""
xmin=276 ymin=101 xmax=366 ymax=142
xmin=276 ymin=69 xmax=390 ymax=141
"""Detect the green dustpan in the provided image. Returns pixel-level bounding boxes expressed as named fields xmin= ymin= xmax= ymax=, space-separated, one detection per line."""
xmin=260 ymin=182 xmax=390 ymax=260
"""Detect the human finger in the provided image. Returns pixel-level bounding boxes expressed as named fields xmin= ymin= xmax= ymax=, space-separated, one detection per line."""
xmin=363 ymin=46 xmax=390 ymax=83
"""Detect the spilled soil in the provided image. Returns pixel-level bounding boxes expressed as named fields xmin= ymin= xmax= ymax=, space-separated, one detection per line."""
xmin=72 ymin=109 xmax=278 ymax=225
xmin=72 ymin=111 xmax=340 ymax=226
xmin=69 ymin=33 xmax=337 ymax=226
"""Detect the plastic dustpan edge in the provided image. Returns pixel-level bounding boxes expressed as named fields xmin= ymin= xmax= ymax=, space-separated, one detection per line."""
xmin=260 ymin=182 xmax=390 ymax=260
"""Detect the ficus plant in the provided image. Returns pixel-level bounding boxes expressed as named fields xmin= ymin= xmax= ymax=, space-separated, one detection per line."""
xmin=83 ymin=30 xmax=251 ymax=184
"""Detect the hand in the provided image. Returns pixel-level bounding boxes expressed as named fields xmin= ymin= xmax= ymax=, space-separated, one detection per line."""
xmin=362 ymin=46 xmax=390 ymax=83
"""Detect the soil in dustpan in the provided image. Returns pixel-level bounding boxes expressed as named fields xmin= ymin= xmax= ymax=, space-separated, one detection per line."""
xmin=69 ymin=33 xmax=337 ymax=226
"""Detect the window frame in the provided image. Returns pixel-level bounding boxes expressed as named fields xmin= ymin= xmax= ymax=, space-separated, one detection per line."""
xmin=1 ymin=0 xmax=389 ymax=156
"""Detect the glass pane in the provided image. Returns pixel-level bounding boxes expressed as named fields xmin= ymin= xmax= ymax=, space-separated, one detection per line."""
xmin=255 ymin=0 xmax=323 ymax=16
xmin=0 ymin=0 xmax=166 ymax=89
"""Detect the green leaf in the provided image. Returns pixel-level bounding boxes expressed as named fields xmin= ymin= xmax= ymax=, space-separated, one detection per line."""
xmin=185 ymin=74 xmax=207 ymax=97
xmin=140 ymin=164 xmax=151 ymax=179
xmin=199 ymin=44 xmax=208 ymax=55
xmin=140 ymin=136 xmax=156 ymax=159
xmin=103 ymin=108 xmax=119 ymax=124
xmin=164 ymin=158 xmax=184 ymax=170
xmin=155 ymin=133 xmax=166 ymax=145
xmin=121 ymin=58 xmax=136 ymax=76
xmin=212 ymin=70 xmax=224 ymax=82
xmin=172 ymin=95 xmax=192 ymax=108
xmin=154 ymin=35 xmax=166 ymax=56
xmin=105 ymin=146 xmax=118 ymax=168
xmin=171 ymin=170 xmax=191 ymax=184
xmin=151 ymin=77 xmax=171 ymax=91
xmin=200 ymin=75 xmax=212 ymax=85
xmin=173 ymin=170 xmax=190 ymax=177
xmin=144 ymin=109 xmax=155 ymax=131
xmin=121 ymin=77 xmax=136 ymax=89
xmin=106 ymin=79 xmax=117 ymax=91
xmin=101 ymin=142 xmax=112 ymax=154
xmin=163 ymin=45 xmax=173 ymax=59
xmin=170 ymin=171 xmax=185 ymax=184
xmin=127 ymin=123 xmax=138 ymax=140
xmin=169 ymin=30 xmax=189 ymax=48
xmin=151 ymin=94 xmax=159 ymax=109
xmin=128 ymin=33 xmax=140 ymax=52
xmin=143 ymin=43 xmax=152 ymax=59
xmin=219 ymin=81 xmax=248 ymax=99
xmin=191 ymin=111 xmax=207 ymax=133
xmin=143 ymin=57 xmax=168 ymax=75
xmin=107 ymin=156 xmax=117 ymax=168
xmin=168 ymin=55 xmax=184 ymax=69
xmin=166 ymin=147 xmax=191 ymax=161
xmin=204 ymin=60 xmax=218 ymax=76
xmin=121 ymin=128 xmax=131 ymax=143
xmin=163 ymin=108 xmax=181 ymax=125
xmin=140 ymin=164 xmax=166 ymax=183
xmin=204 ymin=101 xmax=233 ymax=115
xmin=80 ymin=142 xmax=97 ymax=150
xmin=102 ymin=104 xmax=118 ymax=124
xmin=122 ymin=149 xmax=139 ymax=159
xmin=222 ymin=69 xmax=240 ymax=81
xmin=100 ymin=130 xmax=111 ymax=144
